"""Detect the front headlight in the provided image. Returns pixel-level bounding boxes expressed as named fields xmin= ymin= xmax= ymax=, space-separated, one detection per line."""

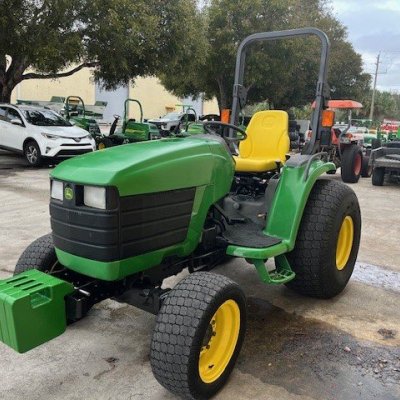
xmin=51 ymin=180 xmax=63 ymax=201
xmin=42 ymin=133 xmax=59 ymax=140
xmin=84 ymin=186 xmax=106 ymax=209
xmin=80 ymin=134 xmax=92 ymax=140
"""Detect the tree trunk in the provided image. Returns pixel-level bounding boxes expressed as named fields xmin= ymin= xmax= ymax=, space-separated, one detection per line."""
xmin=0 ymin=83 xmax=13 ymax=103
xmin=217 ymin=78 xmax=229 ymax=112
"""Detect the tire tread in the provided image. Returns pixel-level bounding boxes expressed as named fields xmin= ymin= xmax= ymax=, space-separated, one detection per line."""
xmin=150 ymin=272 xmax=245 ymax=399
xmin=14 ymin=234 xmax=56 ymax=274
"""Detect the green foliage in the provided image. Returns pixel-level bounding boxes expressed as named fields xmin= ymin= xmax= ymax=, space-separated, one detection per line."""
xmin=0 ymin=0 xmax=204 ymax=101
xmin=359 ymin=90 xmax=400 ymax=121
xmin=243 ymin=101 xmax=270 ymax=115
xmin=160 ymin=0 xmax=371 ymax=111
xmin=290 ymin=105 xmax=313 ymax=120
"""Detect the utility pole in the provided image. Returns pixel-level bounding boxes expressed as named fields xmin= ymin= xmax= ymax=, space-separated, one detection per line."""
xmin=369 ymin=52 xmax=381 ymax=120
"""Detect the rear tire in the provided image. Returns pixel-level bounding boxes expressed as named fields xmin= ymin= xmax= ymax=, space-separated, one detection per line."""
xmin=150 ymin=272 xmax=247 ymax=400
xmin=361 ymin=155 xmax=372 ymax=177
xmin=341 ymin=145 xmax=363 ymax=183
xmin=372 ymin=167 xmax=385 ymax=186
xmin=286 ymin=180 xmax=361 ymax=299
xmin=14 ymin=234 xmax=57 ymax=275
xmin=24 ymin=140 xmax=42 ymax=167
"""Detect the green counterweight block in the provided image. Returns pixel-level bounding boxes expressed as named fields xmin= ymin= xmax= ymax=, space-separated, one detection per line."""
xmin=0 ymin=269 xmax=74 ymax=353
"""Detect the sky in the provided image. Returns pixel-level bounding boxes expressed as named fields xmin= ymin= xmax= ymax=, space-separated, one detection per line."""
xmin=331 ymin=0 xmax=400 ymax=92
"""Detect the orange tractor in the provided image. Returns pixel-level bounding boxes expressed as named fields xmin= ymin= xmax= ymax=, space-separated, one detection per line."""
xmin=309 ymin=100 xmax=369 ymax=183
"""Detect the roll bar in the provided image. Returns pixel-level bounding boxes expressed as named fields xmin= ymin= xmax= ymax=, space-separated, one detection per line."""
xmin=124 ymin=99 xmax=143 ymax=123
xmin=230 ymin=28 xmax=331 ymax=155
xmin=65 ymin=96 xmax=86 ymax=119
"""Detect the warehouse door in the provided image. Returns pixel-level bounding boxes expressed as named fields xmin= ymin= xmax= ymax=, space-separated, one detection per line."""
xmin=95 ymin=84 xmax=129 ymax=123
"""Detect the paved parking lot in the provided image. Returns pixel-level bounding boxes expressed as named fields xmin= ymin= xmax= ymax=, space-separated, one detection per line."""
xmin=0 ymin=149 xmax=399 ymax=400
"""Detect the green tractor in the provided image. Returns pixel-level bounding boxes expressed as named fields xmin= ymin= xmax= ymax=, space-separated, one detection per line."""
xmin=97 ymin=98 xmax=161 ymax=149
xmin=0 ymin=29 xmax=361 ymax=399
xmin=63 ymin=96 xmax=102 ymax=140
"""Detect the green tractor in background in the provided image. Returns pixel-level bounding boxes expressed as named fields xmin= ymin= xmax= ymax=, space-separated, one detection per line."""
xmin=0 ymin=28 xmax=361 ymax=400
xmin=97 ymin=98 xmax=161 ymax=149
xmin=63 ymin=96 xmax=102 ymax=140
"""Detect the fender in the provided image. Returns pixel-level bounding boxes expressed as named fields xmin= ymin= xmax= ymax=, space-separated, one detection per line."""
xmin=226 ymin=155 xmax=335 ymax=259
xmin=265 ymin=155 xmax=336 ymax=250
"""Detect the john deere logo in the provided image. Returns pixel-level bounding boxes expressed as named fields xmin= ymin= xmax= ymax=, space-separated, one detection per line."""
xmin=64 ymin=186 xmax=74 ymax=201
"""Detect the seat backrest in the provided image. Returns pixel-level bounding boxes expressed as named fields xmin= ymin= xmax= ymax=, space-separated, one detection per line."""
xmin=239 ymin=110 xmax=290 ymax=161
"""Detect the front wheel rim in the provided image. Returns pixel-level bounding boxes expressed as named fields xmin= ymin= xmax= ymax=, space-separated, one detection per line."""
xmin=26 ymin=146 xmax=38 ymax=164
xmin=198 ymin=299 xmax=240 ymax=384
xmin=336 ymin=216 xmax=354 ymax=270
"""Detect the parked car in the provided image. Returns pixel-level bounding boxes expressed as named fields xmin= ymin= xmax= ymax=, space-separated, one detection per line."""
xmin=148 ymin=110 xmax=196 ymax=135
xmin=0 ymin=104 xmax=96 ymax=166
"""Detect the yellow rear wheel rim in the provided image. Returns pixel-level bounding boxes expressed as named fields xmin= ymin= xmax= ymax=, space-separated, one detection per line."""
xmin=98 ymin=143 xmax=105 ymax=150
xmin=198 ymin=299 xmax=240 ymax=384
xmin=336 ymin=216 xmax=354 ymax=270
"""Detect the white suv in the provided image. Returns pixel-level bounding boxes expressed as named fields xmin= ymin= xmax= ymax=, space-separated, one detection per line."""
xmin=0 ymin=104 xmax=96 ymax=166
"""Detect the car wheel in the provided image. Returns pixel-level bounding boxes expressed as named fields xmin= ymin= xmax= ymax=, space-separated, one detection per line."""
xmin=24 ymin=141 xmax=42 ymax=166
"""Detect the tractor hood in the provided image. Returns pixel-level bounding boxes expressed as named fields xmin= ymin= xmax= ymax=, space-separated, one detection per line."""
xmin=50 ymin=137 xmax=234 ymax=197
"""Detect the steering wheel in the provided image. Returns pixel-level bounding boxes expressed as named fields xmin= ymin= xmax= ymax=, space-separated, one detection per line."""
xmin=200 ymin=114 xmax=220 ymax=122
xmin=202 ymin=121 xmax=247 ymax=143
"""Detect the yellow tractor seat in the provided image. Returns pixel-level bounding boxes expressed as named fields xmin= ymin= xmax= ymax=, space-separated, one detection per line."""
xmin=234 ymin=110 xmax=290 ymax=173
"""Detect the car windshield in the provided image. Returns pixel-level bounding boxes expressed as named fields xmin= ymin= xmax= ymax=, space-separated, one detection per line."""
xmin=23 ymin=109 xmax=72 ymax=127
xmin=162 ymin=112 xmax=181 ymax=120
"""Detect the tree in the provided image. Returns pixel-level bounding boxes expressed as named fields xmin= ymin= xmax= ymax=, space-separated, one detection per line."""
xmin=0 ymin=0 xmax=203 ymax=102
xmin=359 ymin=90 xmax=400 ymax=121
xmin=160 ymin=0 xmax=371 ymax=112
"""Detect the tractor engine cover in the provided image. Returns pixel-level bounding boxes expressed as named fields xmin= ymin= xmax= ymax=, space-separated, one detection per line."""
xmin=49 ymin=137 xmax=234 ymax=281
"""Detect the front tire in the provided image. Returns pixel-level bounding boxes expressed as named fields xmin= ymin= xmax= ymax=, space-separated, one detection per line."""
xmin=286 ymin=180 xmax=361 ymax=299
xmin=341 ymin=145 xmax=362 ymax=183
xmin=24 ymin=140 xmax=42 ymax=166
xmin=150 ymin=272 xmax=247 ymax=400
xmin=14 ymin=234 xmax=57 ymax=275
xmin=372 ymin=167 xmax=385 ymax=186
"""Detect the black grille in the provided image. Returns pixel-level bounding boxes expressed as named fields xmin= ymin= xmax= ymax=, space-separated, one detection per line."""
xmin=119 ymin=188 xmax=195 ymax=259
xmin=51 ymin=187 xmax=196 ymax=262
xmin=60 ymin=143 xmax=92 ymax=147
xmin=56 ymin=149 xmax=92 ymax=156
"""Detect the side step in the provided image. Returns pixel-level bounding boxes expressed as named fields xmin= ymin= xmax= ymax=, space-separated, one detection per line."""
xmin=251 ymin=255 xmax=295 ymax=285
xmin=0 ymin=269 xmax=73 ymax=353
